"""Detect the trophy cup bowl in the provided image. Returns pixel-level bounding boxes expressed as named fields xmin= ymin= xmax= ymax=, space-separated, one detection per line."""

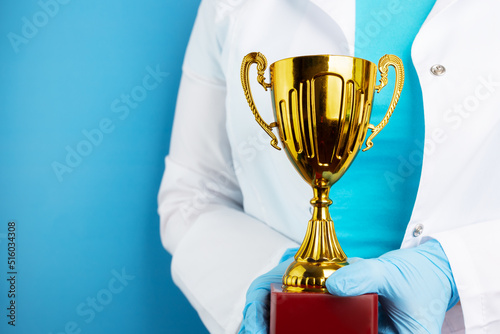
xmin=241 ymin=53 xmax=404 ymax=293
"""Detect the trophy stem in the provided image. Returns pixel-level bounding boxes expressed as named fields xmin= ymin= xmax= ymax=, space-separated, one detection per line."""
xmin=282 ymin=184 xmax=348 ymax=292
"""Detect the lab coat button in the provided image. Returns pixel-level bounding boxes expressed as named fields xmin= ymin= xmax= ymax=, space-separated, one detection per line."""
xmin=413 ymin=224 xmax=424 ymax=237
xmin=430 ymin=64 xmax=446 ymax=76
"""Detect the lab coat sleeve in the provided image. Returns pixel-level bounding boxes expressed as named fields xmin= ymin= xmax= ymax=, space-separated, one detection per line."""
xmin=158 ymin=1 xmax=297 ymax=333
xmin=431 ymin=220 xmax=500 ymax=332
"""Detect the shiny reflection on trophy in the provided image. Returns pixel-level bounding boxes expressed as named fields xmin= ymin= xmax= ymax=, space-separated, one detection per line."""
xmin=241 ymin=53 xmax=404 ymax=292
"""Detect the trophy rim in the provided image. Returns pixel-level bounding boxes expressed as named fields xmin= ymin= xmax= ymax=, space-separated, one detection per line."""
xmin=269 ymin=54 xmax=376 ymax=68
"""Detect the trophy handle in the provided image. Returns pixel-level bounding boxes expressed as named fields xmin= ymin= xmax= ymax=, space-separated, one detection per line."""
xmin=241 ymin=52 xmax=281 ymax=150
xmin=362 ymin=54 xmax=404 ymax=152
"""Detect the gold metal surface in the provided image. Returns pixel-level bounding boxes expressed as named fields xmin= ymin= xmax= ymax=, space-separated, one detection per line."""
xmin=241 ymin=52 xmax=280 ymax=150
xmin=364 ymin=54 xmax=404 ymax=151
xmin=241 ymin=52 xmax=404 ymax=292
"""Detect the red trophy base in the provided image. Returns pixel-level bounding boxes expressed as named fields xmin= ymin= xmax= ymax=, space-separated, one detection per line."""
xmin=270 ymin=283 xmax=378 ymax=334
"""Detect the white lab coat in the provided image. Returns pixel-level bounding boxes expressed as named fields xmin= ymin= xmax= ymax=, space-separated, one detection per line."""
xmin=158 ymin=0 xmax=500 ymax=333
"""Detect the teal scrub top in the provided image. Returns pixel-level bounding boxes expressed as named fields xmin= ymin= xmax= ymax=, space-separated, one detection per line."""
xmin=331 ymin=0 xmax=436 ymax=258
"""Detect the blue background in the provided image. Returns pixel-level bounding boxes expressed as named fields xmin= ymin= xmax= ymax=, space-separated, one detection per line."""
xmin=0 ymin=0 xmax=208 ymax=333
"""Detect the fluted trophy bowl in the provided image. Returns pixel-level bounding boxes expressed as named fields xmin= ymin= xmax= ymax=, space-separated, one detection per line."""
xmin=241 ymin=53 xmax=404 ymax=292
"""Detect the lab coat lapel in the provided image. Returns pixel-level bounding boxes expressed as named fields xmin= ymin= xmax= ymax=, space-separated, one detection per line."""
xmin=309 ymin=0 xmax=461 ymax=28
xmin=307 ymin=0 xmax=355 ymax=55
xmin=423 ymin=0 xmax=460 ymax=23
xmin=307 ymin=0 xmax=354 ymax=30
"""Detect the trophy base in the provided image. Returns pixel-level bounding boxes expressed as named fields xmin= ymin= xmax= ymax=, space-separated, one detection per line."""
xmin=270 ymin=283 xmax=378 ymax=334
xmin=282 ymin=258 xmax=348 ymax=292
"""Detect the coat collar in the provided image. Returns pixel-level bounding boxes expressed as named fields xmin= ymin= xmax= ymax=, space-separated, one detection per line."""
xmin=308 ymin=0 xmax=355 ymax=55
xmin=309 ymin=0 xmax=461 ymax=26
xmin=307 ymin=0 xmax=462 ymax=55
xmin=425 ymin=0 xmax=460 ymax=22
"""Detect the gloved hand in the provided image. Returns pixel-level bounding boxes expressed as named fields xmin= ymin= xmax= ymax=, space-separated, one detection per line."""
xmin=326 ymin=239 xmax=459 ymax=333
xmin=238 ymin=248 xmax=298 ymax=334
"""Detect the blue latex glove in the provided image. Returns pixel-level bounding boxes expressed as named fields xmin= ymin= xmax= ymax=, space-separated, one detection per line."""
xmin=326 ymin=239 xmax=459 ymax=333
xmin=239 ymin=248 xmax=298 ymax=334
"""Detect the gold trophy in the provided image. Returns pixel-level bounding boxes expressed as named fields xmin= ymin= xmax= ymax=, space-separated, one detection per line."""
xmin=241 ymin=53 xmax=404 ymax=293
